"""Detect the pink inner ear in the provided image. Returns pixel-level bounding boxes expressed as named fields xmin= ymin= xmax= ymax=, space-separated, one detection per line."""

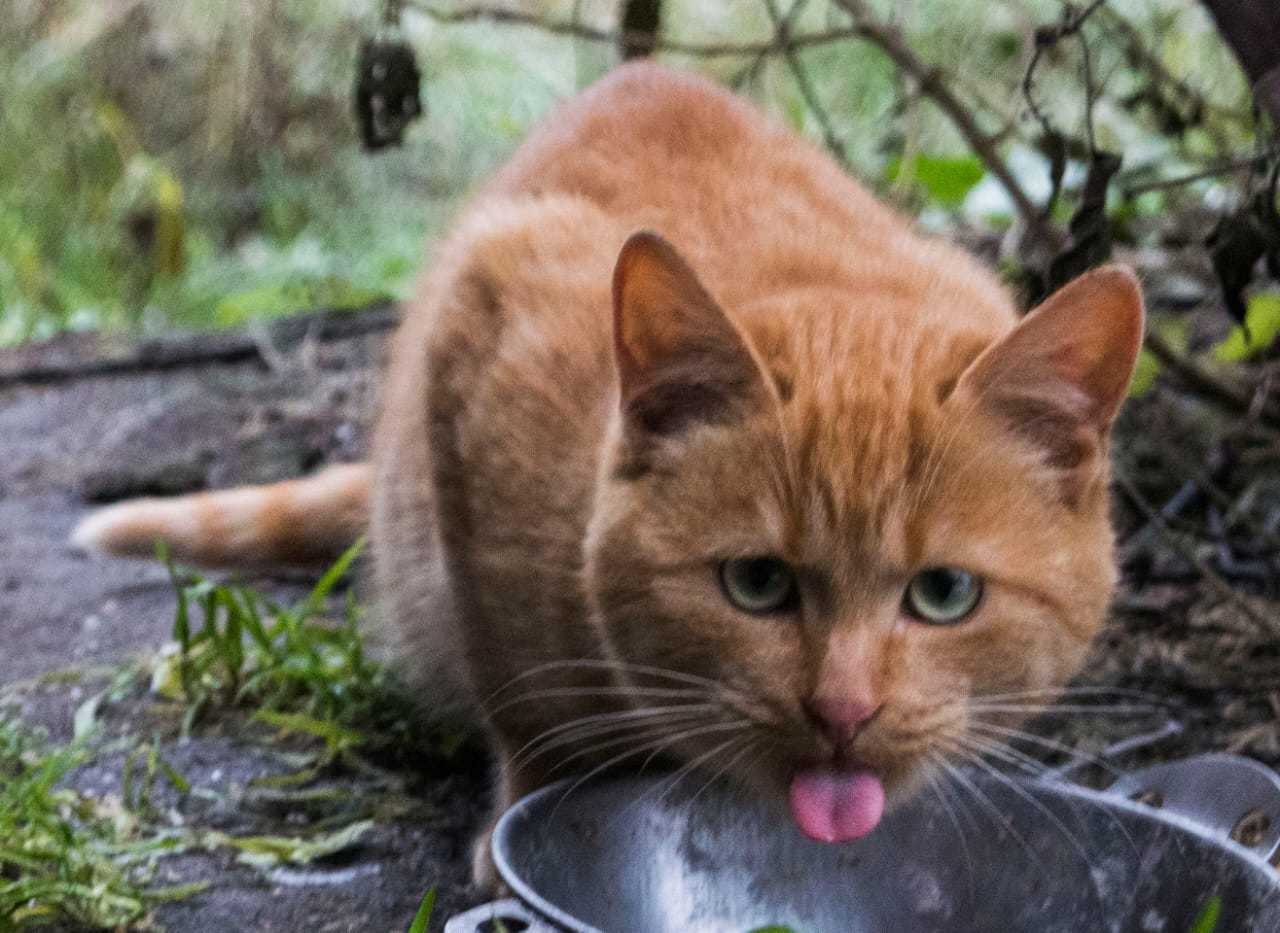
xmin=962 ymin=265 xmax=1144 ymax=433
xmin=610 ymin=231 xmax=767 ymax=435
xmin=611 ymin=231 xmax=728 ymax=390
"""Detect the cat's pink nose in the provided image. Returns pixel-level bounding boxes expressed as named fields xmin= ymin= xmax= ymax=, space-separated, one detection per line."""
xmin=805 ymin=697 xmax=879 ymax=746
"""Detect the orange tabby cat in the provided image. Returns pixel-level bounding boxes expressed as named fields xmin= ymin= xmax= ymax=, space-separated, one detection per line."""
xmin=74 ymin=62 xmax=1143 ymax=880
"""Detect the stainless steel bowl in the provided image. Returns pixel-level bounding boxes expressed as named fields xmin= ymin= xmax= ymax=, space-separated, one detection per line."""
xmin=448 ymin=754 xmax=1280 ymax=932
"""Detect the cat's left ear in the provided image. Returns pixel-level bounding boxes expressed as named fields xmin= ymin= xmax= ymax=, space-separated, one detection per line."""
xmin=955 ymin=265 xmax=1144 ymax=479
xmin=612 ymin=231 xmax=769 ymax=440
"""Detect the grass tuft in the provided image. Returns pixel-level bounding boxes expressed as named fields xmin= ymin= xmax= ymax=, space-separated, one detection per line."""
xmin=2 ymin=543 xmax=458 ymax=930
xmin=0 ymin=716 xmax=203 ymax=930
xmin=156 ymin=540 xmax=393 ymax=739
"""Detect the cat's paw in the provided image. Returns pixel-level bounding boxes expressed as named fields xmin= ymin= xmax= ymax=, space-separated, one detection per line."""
xmin=470 ymin=820 xmax=507 ymax=894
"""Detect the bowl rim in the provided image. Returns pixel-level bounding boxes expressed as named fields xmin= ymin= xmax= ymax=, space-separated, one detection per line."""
xmin=492 ymin=770 xmax=1280 ymax=933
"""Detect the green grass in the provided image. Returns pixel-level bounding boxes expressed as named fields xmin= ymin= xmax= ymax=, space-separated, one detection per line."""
xmin=407 ymin=887 xmax=436 ymax=933
xmin=157 ymin=540 xmax=382 ymax=733
xmin=154 ymin=538 xmax=459 ymax=763
xmin=0 ymin=717 xmax=202 ymax=930
xmin=0 ymin=542 xmax=455 ymax=930
xmin=1189 ymin=895 xmax=1222 ymax=933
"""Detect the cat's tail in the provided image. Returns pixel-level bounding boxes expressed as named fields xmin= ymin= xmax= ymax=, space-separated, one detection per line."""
xmin=70 ymin=463 xmax=370 ymax=569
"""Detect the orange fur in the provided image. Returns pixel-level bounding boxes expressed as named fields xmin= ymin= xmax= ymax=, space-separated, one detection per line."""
xmin=75 ymin=63 xmax=1144 ymax=887
xmin=72 ymin=463 xmax=368 ymax=566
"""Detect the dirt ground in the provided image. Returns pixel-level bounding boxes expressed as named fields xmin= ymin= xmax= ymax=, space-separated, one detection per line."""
xmin=0 ymin=310 xmax=488 ymax=931
xmin=2 ymin=292 xmax=1279 ymax=931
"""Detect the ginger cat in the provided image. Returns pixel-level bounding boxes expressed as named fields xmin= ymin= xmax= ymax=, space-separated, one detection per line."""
xmin=74 ymin=62 xmax=1143 ymax=881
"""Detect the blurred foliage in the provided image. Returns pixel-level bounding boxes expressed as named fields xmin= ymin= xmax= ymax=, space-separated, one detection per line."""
xmin=886 ymin=154 xmax=986 ymax=208
xmin=0 ymin=0 xmax=1266 ymax=344
xmin=1214 ymin=292 xmax=1280 ymax=362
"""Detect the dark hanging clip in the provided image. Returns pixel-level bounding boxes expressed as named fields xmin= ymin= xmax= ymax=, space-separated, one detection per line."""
xmin=354 ymin=1 xmax=423 ymax=151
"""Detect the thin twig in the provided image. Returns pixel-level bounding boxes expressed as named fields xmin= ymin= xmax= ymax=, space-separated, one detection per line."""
xmin=764 ymin=0 xmax=848 ymax=164
xmin=1114 ymin=466 xmax=1280 ymax=639
xmin=1142 ymin=330 xmax=1280 ymax=429
xmin=731 ymin=0 xmax=809 ymax=89
xmin=832 ymin=0 xmax=1061 ymax=250
xmin=1078 ymin=7 xmax=1098 ymax=155
xmin=1096 ymin=4 xmax=1251 ymax=127
xmin=1121 ymin=154 xmax=1270 ymax=197
xmin=1022 ymin=0 xmax=1108 ymax=145
xmin=408 ymin=2 xmax=866 ymax=57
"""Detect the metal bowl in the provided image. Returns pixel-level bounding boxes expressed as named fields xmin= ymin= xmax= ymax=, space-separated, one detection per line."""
xmin=448 ymin=755 xmax=1280 ymax=932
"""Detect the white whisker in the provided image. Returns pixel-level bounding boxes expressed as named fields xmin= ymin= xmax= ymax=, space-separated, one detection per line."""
xmin=486 ymin=685 xmax=708 ymax=716
xmin=967 ymin=703 xmax=1158 ymax=716
xmin=937 ymin=760 xmax=1041 ymax=868
xmin=947 ymin=741 xmax=1095 ymax=867
xmin=923 ymin=758 xmax=977 ymax=906
xmin=548 ymin=719 xmax=754 ymax=815
xmin=967 ymin=721 xmax=1122 ymax=775
xmin=510 ymin=705 xmax=720 ymax=772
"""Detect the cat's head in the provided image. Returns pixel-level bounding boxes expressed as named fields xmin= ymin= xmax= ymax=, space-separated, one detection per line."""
xmin=583 ymin=231 xmax=1143 ymax=839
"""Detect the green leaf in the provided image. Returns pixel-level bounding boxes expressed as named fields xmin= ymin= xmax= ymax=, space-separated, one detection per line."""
xmin=1214 ymin=292 xmax=1280 ymax=362
xmin=407 ymin=887 xmax=436 ymax=933
xmin=886 ymin=154 xmax=985 ymax=208
xmin=303 ymin=537 xmax=367 ymax=617
xmin=1189 ymin=895 xmax=1221 ymax=933
xmin=1128 ymin=348 xmax=1161 ymax=397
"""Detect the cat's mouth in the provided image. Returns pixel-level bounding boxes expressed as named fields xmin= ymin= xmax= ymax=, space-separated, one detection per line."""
xmin=787 ymin=765 xmax=885 ymax=843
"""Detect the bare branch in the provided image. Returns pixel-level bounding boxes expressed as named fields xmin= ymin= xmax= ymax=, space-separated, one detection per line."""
xmin=763 ymin=0 xmax=848 ymax=164
xmin=407 ymin=2 xmax=866 ymax=57
xmin=1143 ymin=329 xmax=1280 ymax=431
xmin=1023 ymin=0 xmax=1107 ymax=144
xmin=832 ymin=0 xmax=1061 ymax=251
xmin=1097 ymin=5 xmax=1250 ymax=127
xmin=1114 ymin=465 xmax=1280 ymax=640
xmin=1121 ymin=153 xmax=1270 ymax=198
xmin=731 ymin=0 xmax=810 ymax=89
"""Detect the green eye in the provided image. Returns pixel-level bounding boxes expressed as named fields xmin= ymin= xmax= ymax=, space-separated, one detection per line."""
xmin=905 ymin=568 xmax=982 ymax=624
xmin=720 ymin=557 xmax=796 ymax=614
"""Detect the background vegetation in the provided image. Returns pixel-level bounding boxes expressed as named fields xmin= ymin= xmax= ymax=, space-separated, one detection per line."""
xmin=0 ymin=0 xmax=1264 ymax=343
xmin=3 ymin=2 xmax=1280 ymax=928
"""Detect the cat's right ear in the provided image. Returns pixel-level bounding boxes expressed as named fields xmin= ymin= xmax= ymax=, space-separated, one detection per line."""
xmin=953 ymin=264 xmax=1144 ymax=502
xmin=611 ymin=231 xmax=767 ymax=440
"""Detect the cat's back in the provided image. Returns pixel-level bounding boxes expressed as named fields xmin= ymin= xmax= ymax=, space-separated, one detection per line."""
xmin=482 ymin=62 xmax=912 ymax=288
xmin=381 ymin=63 xmax=1018 ymax=544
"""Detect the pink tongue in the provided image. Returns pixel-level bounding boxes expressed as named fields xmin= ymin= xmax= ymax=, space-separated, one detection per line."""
xmin=788 ymin=770 xmax=885 ymax=843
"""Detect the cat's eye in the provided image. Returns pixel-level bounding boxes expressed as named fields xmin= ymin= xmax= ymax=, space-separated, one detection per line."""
xmin=904 ymin=567 xmax=982 ymax=624
xmin=720 ymin=557 xmax=797 ymax=614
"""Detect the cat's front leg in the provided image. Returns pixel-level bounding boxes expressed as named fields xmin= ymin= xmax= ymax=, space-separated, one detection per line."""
xmin=470 ymin=748 xmax=546 ymax=891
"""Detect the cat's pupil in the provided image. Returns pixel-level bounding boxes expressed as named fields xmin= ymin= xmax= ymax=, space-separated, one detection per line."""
xmin=743 ymin=559 xmax=782 ymax=592
xmin=920 ymin=569 xmax=957 ymax=602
